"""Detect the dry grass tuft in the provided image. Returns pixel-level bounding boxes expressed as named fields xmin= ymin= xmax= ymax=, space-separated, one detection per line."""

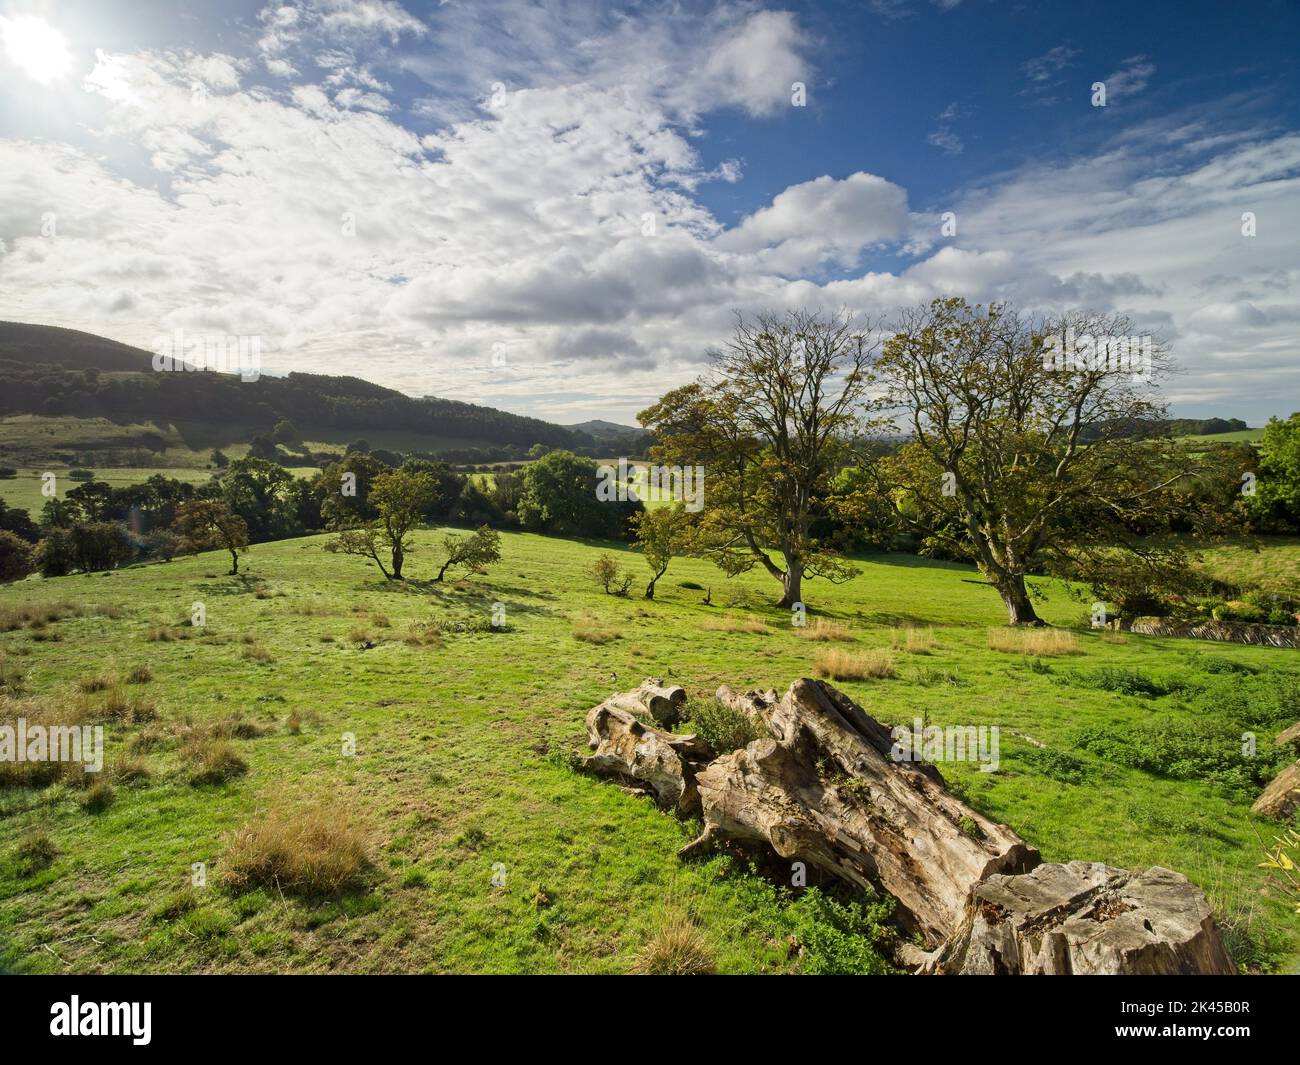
xmin=890 ymin=626 xmax=937 ymax=654
xmin=630 ymin=912 xmax=716 ymax=975
xmin=796 ymin=618 xmax=854 ymax=641
xmin=403 ymin=622 xmax=444 ymax=647
xmin=814 ymin=648 xmax=897 ymax=681
xmin=182 ymin=738 xmax=248 ymax=786
xmin=222 ymin=802 xmax=370 ymax=896
xmin=700 ymin=615 xmax=769 ymax=635
xmin=573 ymin=616 xmax=620 ymax=644
xmin=987 ymin=627 xmax=1079 ymax=656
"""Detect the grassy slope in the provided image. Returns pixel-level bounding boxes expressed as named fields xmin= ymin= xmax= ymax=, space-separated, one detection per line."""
xmin=1 ymin=531 xmax=1298 ymax=974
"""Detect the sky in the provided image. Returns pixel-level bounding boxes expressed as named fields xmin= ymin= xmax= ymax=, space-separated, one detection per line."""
xmin=0 ymin=0 xmax=1296 ymax=427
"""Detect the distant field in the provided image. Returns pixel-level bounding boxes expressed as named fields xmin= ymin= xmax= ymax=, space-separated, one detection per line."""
xmin=0 ymin=465 xmax=320 ymax=518
xmin=1197 ymin=537 xmax=1300 ymax=595
xmin=2 ymin=530 xmax=1297 ymax=974
xmin=1180 ymin=428 xmax=1264 ymax=444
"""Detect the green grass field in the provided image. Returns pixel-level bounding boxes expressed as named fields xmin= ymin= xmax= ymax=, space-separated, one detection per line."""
xmin=2 ymin=530 xmax=1298 ymax=974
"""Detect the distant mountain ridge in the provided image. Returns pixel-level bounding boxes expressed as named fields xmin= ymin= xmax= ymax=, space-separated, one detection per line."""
xmin=0 ymin=320 xmax=593 ymax=454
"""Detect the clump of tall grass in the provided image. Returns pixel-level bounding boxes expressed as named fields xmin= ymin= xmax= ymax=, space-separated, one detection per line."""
xmin=573 ymin=616 xmax=619 ymax=644
xmin=890 ymin=626 xmax=936 ymax=654
xmin=815 ymin=649 xmax=896 ymax=681
xmin=987 ymin=627 xmax=1079 ymax=656
xmin=222 ymin=802 xmax=370 ymax=896
xmin=700 ymin=615 xmax=769 ymax=634
xmin=796 ymin=618 xmax=854 ymax=641
xmin=630 ymin=912 xmax=715 ymax=975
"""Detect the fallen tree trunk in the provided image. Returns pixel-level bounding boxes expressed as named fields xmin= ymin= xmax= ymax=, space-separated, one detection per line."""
xmin=685 ymin=678 xmax=1039 ymax=946
xmin=928 ymin=861 xmax=1236 ymax=975
xmin=583 ymin=693 xmax=712 ymax=814
xmin=1252 ymin=759 xmax=1300 ymax=820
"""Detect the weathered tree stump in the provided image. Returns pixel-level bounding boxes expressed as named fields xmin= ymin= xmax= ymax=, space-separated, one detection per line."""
xmin=603 ymin=678 xmax=688 ymax=728
xmin=684 ymin=678 xmax=1038 ymax=945
xmin=1252 ymin=759 xmax=1300 ymax=820
xmin=583 ymin=695 xmax=712 ymax=813
xmin=928 ymin=861 xmax=1236 ymax=975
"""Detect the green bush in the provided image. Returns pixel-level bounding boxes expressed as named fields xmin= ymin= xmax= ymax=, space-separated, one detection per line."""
xmin=1017 ymin=746 xmax=1096 ymax=785
xmin=1071 ymin=666 xmax=1168 ymax=697
xmin=781 ymin=888 xmax=897 ymax=975
xmin=682 ymin=697 xmax=764 ymax=755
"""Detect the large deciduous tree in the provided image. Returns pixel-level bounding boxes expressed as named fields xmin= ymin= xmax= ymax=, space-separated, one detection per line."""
xmin=841 ymin=298 xmax=1225 ymax=625
xmin=639 ymin=308 xmax=877 ymax=609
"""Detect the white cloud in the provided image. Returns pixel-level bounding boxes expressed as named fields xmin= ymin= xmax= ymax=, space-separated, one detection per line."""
xmin=714 ymin=172 xmax=909 ymax=272
xmin=0 ymin=3 xmax=1292 ymax=425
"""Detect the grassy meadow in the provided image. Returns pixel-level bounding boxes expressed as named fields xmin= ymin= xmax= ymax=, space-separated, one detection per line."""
xmin=1 ymin=529 xmax=1299 ymax=974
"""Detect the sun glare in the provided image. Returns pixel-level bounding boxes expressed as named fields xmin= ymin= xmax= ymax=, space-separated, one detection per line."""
xmin=1 ymin=14 xmax=73 ymax=85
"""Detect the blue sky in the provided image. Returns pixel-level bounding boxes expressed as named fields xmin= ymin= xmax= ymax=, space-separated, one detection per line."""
xmin=0 ymin=0 xmax=1296 ymax=425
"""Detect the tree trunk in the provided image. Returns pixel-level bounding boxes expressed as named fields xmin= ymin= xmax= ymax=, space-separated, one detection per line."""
xmin=775 ymin=565 xmax=802 ymax=609
xmin=390 ymin=543 xmax=403 ymax=580
xmin=583 ymin=692 xmax=712 ymax=813
xmin=999 ymin=573 xmax=1042 ymax=625
xmin=685 ymin=680 xmax=1039 ymax=945
xmin=228 ymin=548 xmax=239 ymax=575
xmin=928 ymin=861 xmax=1236 ymax=975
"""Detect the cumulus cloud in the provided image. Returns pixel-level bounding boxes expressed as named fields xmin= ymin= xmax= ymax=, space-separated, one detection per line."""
xmin=714 ymin=172 xmax=909 ymax=272
xmin=0 ymin=1 xmax=1293 ymax=422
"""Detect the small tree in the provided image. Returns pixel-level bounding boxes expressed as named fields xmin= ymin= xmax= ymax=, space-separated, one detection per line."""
xmin=173 ymin=500 xmax=250 ymax=575
xmin=590 ymin=553 xmax=633 ymax=596
xmin=0 ymin=530 xmax=34 ymax=583
xmin=631 ymin=506 xmax=696 ymax=599
xmin=434 ymin=525 xmax=502 ymax=581
xmin=325 ymin=469 xmax=434 ymax=580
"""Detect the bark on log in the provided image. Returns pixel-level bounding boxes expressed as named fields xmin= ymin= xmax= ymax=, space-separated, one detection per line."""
xmin=1252 ymin=759 xmax=1300 ymax=820
xmin=684 ymin=678 xmax=1039 ymax=946
xmin=604 ymin=678 xmax=688 ymax=728
xmin=1275 ymin=721 xmax=1300 ymax=749
xmin=929 ymin=861 xmax=1236 ymax=975
xmin=584 ymin=696 xmax=712 ymax=813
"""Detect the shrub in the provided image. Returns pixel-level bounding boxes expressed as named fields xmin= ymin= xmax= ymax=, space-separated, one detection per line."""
xmin=684 ymin=697 xmax=764 ymax=754
xmin=630 ymin=913 xmax=715 ymax=975
xmin=590 ymin=554 xmax=633 ymax=596
xmin=0 ymin=529 xmax=35 ymax=583
xmin=1017 ymin=746 xmax=1095 ymax=785
xmin=222 ymin=803 xmax=370 ymax=895
xmin=1075 ymin=716 xmax=1288 ymax=794
xmin=781 ymin=888 xmax=896 ymax=975
xmin=814 ymin=649 xmax=896 ymax=681
xmin=1072 ymin=667 xmax=1169 ymax=697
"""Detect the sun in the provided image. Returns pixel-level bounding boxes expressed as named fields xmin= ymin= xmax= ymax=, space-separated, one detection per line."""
xmin=1 ymin=15 xmax=73 ymax=85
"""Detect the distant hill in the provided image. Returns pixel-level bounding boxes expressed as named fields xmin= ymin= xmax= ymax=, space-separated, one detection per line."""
xmin=0 ymin=321 xmax=593 ymax=458
xmin=565 ymin=419 xmax=641 ymax=437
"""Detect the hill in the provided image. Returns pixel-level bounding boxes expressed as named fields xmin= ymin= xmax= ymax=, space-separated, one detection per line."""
xmin=0 ymin=321 xmax=593 ymax=462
